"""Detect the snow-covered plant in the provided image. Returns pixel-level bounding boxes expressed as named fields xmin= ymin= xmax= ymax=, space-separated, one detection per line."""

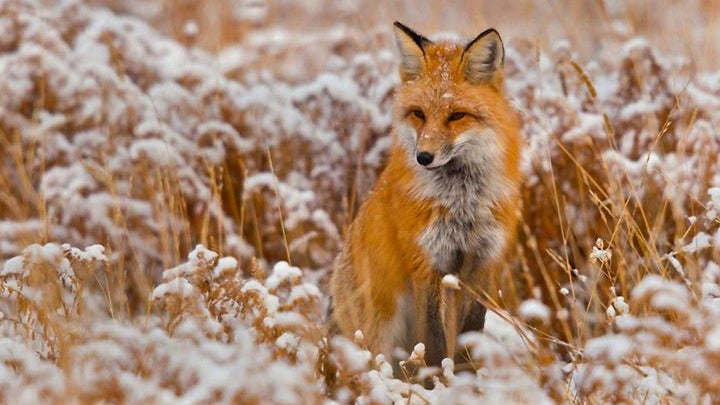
xmin=1 ymin=0 xmax=720 ymax=403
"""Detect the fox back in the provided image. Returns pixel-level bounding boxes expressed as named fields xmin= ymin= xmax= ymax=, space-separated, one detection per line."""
xmin=329 ymin=22 xmax=522 ymax=366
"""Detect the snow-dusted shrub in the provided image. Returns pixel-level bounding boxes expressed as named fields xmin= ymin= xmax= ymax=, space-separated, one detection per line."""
xmin=0 ymin=0 xmax=395 ymax=279
xmin=507 ymin=35 xmax=720 ymax=347
xmin=1 ymin=243 xmax=325 ymax=404
xmin=1 ymin=0 xmax=720 ymax=403
xmin=577 ymin=275 xmax=720 ymax=403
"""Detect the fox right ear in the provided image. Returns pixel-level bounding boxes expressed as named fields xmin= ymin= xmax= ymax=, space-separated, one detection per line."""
xmin=393 ymin=21 xmax=431 ymax=81
xmin=462 ymin=28 xmax=504 ymax=88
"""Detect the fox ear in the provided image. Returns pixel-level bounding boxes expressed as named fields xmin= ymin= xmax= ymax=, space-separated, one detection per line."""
xmin=393 ymin=21 xmax=432 ymax=81
xmin=462 ymin=28 xmax=504 ymax=87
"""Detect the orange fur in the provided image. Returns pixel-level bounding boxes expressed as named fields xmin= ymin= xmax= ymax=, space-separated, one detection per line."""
xmin=330 ymin=23 xmax=522 ymax=364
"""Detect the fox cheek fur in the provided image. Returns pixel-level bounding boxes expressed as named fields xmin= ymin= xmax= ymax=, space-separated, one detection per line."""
xmin=329 ymin=21 xmax=522 ymax=366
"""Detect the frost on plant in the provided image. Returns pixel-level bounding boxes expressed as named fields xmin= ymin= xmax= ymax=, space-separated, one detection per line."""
xmin=1 ymin=0 xmax=720 ymax=403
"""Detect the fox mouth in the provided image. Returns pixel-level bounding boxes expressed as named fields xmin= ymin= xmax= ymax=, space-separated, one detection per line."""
xmin=411 ymin=142 xmax=459 ymax=170
xmin=418 ymin=144 xmax=461 ymax=170
xmin=419 ymin=160 xmax=446 ymax=170
xmin=421 ymin=157 xmax=457 ymax=171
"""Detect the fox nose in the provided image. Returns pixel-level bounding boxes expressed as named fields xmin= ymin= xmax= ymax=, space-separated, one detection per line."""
xmin=416 ymin=151 xmax=434 ymax=166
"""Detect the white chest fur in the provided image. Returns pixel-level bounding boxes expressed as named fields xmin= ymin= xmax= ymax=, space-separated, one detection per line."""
xmin=409 ymin=132 xmax=515 ymax=274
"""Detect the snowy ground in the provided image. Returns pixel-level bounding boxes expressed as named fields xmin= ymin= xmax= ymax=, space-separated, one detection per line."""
xmin=1 ymin=0 xmax=720 ymax=403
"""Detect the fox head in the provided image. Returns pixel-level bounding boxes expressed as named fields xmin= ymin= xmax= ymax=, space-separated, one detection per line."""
xmin=392 ymin=22 xmax=517 ymax=171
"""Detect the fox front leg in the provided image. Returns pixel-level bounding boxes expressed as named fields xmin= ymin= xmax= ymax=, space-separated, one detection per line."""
xmin=438 ymin=250 xmax=474 ymax=359
xmin=456 ymin=254 xmax=488 ymax=335
xmin=413 ymin=273 xmax=447 ymax=366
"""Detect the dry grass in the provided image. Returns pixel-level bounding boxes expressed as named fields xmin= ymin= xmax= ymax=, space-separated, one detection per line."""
xmin=1 ymin=0 xmax=720 ymax=403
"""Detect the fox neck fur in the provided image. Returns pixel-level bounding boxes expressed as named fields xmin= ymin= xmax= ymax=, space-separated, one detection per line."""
xmin=394 ymin=123 xmax=517 ymax=276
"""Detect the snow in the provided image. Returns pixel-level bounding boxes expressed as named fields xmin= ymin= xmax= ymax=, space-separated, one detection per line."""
xmin=0 ymin=338 xmax=66 ymax=402
xmin=706 ymin=326 xmax=720 ymax=352
xmin=152 ymin=277 xmax=194 ymax=299
xmin=67 ymin=323 xmax=320 ymax=404
xmin=441 ymin=274 xmax=460 ymax=290
xmin=519 ymin=299 xmax=550 ymax=324
xmin=65 ymin=244 xmax=108 ymax=262
xmin=589 ymin=238 xmax=613 ymax=264
xmin=683 ymin=232 xmax=713 ymax=253
xmin=213 ymin=256 xmax=238 ymax=278
xmin=1 ymin=256 xmax=24 ymax=276
xmin=265 ymin=261 xmax=303 ymax=290
xmin=702 ymin=262 xmax=720 ymax=299
xmin=276 ymin=332 xmax=300 ymax=351
xmin=607 ymin=296 xmax=630 ymax=322
xmin=707 ymin=187 xmax=720 ymax=219
xmin=408 ymin=342 xmax=426 ymax=362
xmin=183 ymin=20 xmax=199 ymax=39
xmin=233 ymin=0 xmax=268 ymax=23
xmin=585 ymin=334 xmax=633 ymax=364
xmin=483 ymin=310 xmax=533 ymax=354
xmin=288 ymin=282 xmax=321 ymax=303
xmin=188 ymin=245 xmax=219 ymax=266
xmin=240 ymin=280 xmax=280 ymax=315
xmin=0 ymin=0 xmax=719 ymax=403
xmin=631 ymin=275 xmax=691 ymax=314
xmin=332 ymin=336 xmax=372 ymax=373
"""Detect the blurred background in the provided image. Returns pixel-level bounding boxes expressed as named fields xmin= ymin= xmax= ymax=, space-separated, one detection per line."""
xmin=2 ymin=1 xmax=720 ymax=402
xmin=93 ymin=0 xmax=720 ymax=70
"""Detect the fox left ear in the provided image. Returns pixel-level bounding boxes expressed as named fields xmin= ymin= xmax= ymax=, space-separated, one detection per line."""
xmin=462 ymin=28 xmax=504 ymax=88
xmin=393 ymin=21 xmax=432 ymax=82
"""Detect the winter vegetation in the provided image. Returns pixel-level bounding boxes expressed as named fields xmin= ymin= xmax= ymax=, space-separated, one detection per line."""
xmin=1 ymin=0 xmax=720 ymax=403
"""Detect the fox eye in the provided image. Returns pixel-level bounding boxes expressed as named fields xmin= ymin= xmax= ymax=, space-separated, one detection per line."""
xmin=448 ymin=112 xmax=466 ymax=122
xmin=410 ymin=109 xmax=425 ymax=120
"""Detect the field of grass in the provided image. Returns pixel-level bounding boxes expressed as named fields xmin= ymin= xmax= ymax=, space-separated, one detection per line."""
xmin=1 ymin=0 xmax=720 ymax=403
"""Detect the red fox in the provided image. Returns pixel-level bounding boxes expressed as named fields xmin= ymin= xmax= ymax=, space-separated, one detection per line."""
xmin=329 ymin=22 xmax=522 ymax=365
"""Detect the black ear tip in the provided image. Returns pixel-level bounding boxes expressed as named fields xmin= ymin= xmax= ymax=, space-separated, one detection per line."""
xmin=481 ymin=28 xmax=502 ymax=41
xmin=464 ymin=27 xmax=504 ymax=54
xmin=393 ymin=21 xmax=411 ymax=33
xmin=393 ymin=21 xmax=414 ymax=36
xmin=393 ymin=21 xmax=432 ymax=49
